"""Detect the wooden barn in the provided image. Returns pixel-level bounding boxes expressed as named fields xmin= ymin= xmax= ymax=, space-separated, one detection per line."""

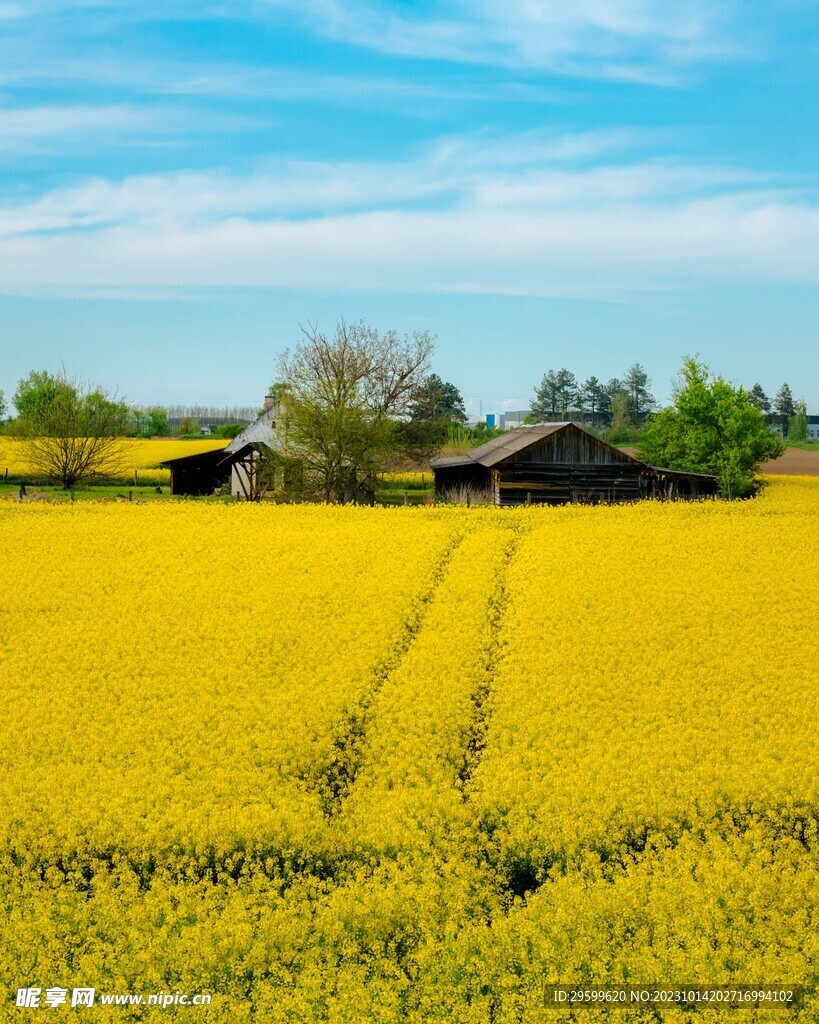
xmin=431 ymin=423 xmax=716 ymax=506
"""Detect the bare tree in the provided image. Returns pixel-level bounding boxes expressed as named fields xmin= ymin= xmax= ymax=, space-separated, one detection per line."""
xmin=273 ymin=319 xmax=435 ymax=502
xmin=10 ymin=371 xmax=131 ymax=487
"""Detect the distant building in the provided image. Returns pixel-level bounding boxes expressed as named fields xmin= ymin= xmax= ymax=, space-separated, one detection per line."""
xmin=770 ymin=414 xmax=819 ymax=439
xmin=499 ymin=409 xmax=530 ymax=430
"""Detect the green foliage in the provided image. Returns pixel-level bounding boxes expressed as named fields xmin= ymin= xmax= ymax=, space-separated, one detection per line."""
xmin=774 ymin=383 xmax=795 ymax=436
xmin=178 ymin=416 xmax=200 ymax=435
xmin=409 ymin=374 xmax=466 ymax=424
xmin=531 ymin=368 xmax=578 ymax=419
xmin=10 ymin=369 xmax=132 ymax=487
xmin=623 ymin=363 xmax=655 ymax=424
xmin=531 ymin=367 xmax=653 ymax=427
xmin=148 ymin=407 xmax=171 ymax=436
xmin=640 ymin=356 xmax=785 ymax=498
xmin=607 ymin=392 xmax=632 ymax=442
xmin=217 ymin=422 xmax=247 ymax=439
xmin=0 ymin=389 xmax=5 ymax=422
xmin=788 ymin=400 xmax=809 ymax=443
xmin=12 ymin=370 xmax=65 ymax=418
xmin=749 ymin=384 xmax=771 ymax=413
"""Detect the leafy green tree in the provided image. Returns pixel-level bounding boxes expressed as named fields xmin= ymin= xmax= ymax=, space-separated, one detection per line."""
xmin=409 ymin=374 xmax=466 ymax=424
xmin=623 ymin=363 xmax=655 ymax=425
xmin=608 ymin=391 xmax=632 ymax=442
xmin=148 ymin=407 xmax=171 ymax=436
xmin=12 ymin=370 xmax=65 ymax=418
xmin=0 ymin=389 xmax=6 ymax=424
xmin=10 ymin=370 xmax=131 ymax=487
xmin=774 ymin=383 xmax=795 ymax=437
xmin=749 ymin=383 xmax=771 ymax=413
xmin=640 ymin=356 xmax=784 ymax=498
xmin=218 ymin=423 xmax=247 ymax=439
xmin=178 ymin=416 xmax=200 ymax=435
xmin=789 ymin=400 xmax=809 ymax=442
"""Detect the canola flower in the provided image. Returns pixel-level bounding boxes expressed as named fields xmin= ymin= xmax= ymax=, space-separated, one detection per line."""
xmin=0 ymin=478 xmax=817 ymax=1022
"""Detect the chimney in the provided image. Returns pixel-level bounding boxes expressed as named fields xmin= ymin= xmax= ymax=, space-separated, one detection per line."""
xmin=263 ymin=395 xmax=275 ymax=412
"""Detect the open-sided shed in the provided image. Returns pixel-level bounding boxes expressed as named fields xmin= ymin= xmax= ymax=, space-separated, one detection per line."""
xmin=431 ymin=423 xmax=716 ymax=506
xmin=161 ymin=448 xmax=231 ymax=496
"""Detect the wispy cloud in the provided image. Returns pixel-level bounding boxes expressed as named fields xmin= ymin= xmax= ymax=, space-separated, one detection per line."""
xmin=1 ymin=129 xmax=817 ymax=298
xmin=269 ymin=0 xmax=750 ymax=84
xmin=0 ymin=0 xmax=790 ymax=86
xmin=0 ymin=103 xmax=268 ymax=157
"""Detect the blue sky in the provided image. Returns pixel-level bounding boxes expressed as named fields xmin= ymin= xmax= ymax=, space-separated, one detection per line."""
xmin=1 ymin=0 xmax=818 ymax=415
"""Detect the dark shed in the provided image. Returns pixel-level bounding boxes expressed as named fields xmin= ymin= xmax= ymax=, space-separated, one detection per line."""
xmin=431 ymin=423 xmax=717 ymax=506
xmin=161 ymin=449 xmax=231 ymax=496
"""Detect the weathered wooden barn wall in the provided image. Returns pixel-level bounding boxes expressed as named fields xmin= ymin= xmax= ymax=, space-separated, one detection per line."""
xmin=493 ymin=461 xmax=648 ymax=505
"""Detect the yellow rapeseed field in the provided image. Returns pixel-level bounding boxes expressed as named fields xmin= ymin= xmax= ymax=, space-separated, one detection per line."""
xmin=1 ymin=478 xmax=817 ymax=1022
xmin=0 ymin=437 xmax=227 ymax=483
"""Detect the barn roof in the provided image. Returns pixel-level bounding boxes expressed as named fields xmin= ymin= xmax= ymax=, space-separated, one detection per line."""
xmin=430 ymin=422 xmax=642 ymax=469
xmin=467 ymin=422 xmax=571 ymax=466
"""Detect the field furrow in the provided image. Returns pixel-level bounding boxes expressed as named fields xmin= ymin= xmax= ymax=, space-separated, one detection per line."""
xmin=470 ymin=501 xmax=819 ymax=889
xmin=336 ymin=524 xmax=515 ymax=857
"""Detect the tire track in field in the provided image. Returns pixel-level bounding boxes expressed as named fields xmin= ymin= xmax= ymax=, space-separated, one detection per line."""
xmin=457 ymin=527 xmax=523 ymax=797
xmin=315 ymin=528 xmax=468 ymax=817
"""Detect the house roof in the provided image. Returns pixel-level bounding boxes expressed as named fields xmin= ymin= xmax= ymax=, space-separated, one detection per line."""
xmin=224 ymin=408 xmax=275 ymax=453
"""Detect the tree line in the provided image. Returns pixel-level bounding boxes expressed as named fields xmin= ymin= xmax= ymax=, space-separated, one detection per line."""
xmin=530 ymin=364 xmax=655 ymax=430
xmin=748 ymin=382 xmax=810 ymax=439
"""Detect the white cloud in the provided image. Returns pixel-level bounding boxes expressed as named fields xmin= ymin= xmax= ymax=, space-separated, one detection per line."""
xmin=0 ymin=103 xmax=268 ymax=157
xmin=1 ymin=129 xmax=818 ymax=298
xmin=270 ymin=0 xmax=748 ymax=83
xmin=0 ymin=0 xmax=783 ymax=86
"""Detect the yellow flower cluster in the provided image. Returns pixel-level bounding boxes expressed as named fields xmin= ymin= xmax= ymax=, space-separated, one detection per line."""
xmin=0 ymin=477 xmax=817 ymax=1022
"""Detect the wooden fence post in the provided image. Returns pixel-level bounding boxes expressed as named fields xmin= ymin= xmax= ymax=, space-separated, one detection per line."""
xmin=526 ymin=492 xmax=532 ymax=506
